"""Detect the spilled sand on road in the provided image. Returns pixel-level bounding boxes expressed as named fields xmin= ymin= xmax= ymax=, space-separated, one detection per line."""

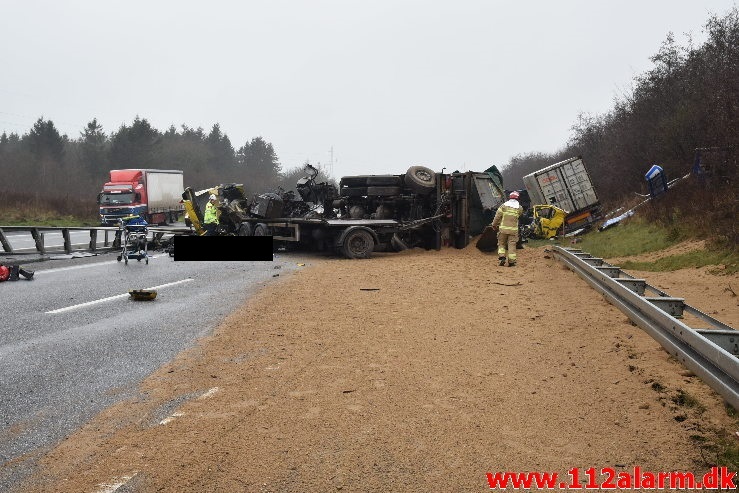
xmin=19 ymin=242 xmax=739 ymax=492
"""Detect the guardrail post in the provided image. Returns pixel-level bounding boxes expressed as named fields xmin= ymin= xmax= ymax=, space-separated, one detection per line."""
xmin=90 ymin=230 xmax=98 ymax=251
xmin=581 ymin=257 xmax=604 ymax=266
xmin=615 ymin=278 xmax=647 ymax=295
xmin=30 ymin=228 xmax=45 ymax=254
xmin=645 ymin=297 xmax=686 ymax=318
xmin=595 ymin=266 xmax=622 ymax=278
xmin=104 ymin=230 xmax=109 ymax=247
xmin=62 ymin=229 xmax=72 ymax=253
xmin=0 ymin=228 xmax=14 ymax=253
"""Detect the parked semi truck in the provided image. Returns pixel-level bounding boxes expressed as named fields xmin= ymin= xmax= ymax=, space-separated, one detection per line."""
xmin=98 ymin=169 xmax=185 ymax=225
xmin=522 ymin=156 xmax=601 ymax=231
xmin=182 ymin=164 xmax=506 ymax=258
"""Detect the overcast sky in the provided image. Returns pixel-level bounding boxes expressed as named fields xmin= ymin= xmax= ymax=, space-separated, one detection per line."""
xmin=1 ymin=0 xmax=735 ymax=178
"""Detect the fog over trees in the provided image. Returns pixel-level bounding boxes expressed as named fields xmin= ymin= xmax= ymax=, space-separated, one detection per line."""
xmin=500 ymin=8 xmax=737 ymax=202
xmin=0 ymin=8 xmax=735 ymax=226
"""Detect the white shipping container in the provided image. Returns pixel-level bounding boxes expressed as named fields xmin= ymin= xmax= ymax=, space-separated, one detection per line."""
xmin=145 ymin=170 xmax=185 ymax=211
xmin=522 ymin=156 xmax=598 ymax=214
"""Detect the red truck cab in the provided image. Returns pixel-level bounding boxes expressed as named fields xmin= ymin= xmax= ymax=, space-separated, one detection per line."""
xmin=98 ymin=169 xmax=184 ymax=225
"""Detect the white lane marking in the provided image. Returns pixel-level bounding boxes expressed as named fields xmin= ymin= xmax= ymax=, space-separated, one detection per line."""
xmin=198 ymin=387 xmax=221 ymax=400
xmin=36 ymin=261 xmax=118 ymax=274
xmin=45 ymin=278 xmax=193 ymax=314
xmin=94 ymin=472 xmax=139 ymax=493
xmin=36 ymin=254 xmax=166 ymax=274
xmin=159 ymin=411 xmax=185 ymax=425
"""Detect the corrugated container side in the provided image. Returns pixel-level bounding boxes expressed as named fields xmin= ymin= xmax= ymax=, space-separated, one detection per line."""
xmin=560 ymin=158 xmax=598 ymax=211
xmin=522 ymin=173 xmax=546 ymax=205
xmin=522 ymin=157 xmax=599 ymax=214
xmin=535 ymin=167 xmax=575 ymax=213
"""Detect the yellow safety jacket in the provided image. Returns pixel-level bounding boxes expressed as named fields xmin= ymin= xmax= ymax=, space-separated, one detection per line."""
xmin=492 ymin=200 xmax=522 ymax=234
xmin=204 ymin=201 xmax=219 ymax=225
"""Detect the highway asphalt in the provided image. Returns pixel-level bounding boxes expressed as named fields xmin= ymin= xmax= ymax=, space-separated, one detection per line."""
xmin=0 ymin=249 xmax=308 ymax=491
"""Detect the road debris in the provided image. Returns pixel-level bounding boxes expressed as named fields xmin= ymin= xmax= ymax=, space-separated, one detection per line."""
xmin=129 ymin=289 xmax=157 ymax=301
xmin=0 ymin=264 xmax=34 ymax=282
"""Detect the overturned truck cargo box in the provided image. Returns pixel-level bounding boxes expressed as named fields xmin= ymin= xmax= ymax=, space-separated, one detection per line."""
xmin=522 ymin=156 xmax=600 ymax=231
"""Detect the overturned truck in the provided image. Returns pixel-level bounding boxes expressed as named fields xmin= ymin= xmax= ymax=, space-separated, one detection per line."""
xmin=183 ymin=164 xmax=506 ymax=259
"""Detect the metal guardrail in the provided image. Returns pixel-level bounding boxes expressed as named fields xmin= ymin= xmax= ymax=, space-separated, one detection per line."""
xmin=0 ymin=226 xmax=119 ymax=255
xmin=0 ymin=225 xmax=191 ymax=256
xmin=553 ymin=246 xmax=739 ymax=409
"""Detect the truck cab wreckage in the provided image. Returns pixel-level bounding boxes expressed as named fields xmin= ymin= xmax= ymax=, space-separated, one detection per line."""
xmin=182 ymin=164 xmax=506 ymax=258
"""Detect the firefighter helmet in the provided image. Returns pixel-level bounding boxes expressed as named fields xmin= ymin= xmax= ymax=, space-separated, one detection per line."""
xmin=509 ymin=191 xmax=520 ymax=199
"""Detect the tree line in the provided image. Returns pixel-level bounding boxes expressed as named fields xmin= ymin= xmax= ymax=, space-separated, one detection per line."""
xmin=0 ymin=116 xmax=330 ymax=216
xmin=500 ymin=7 xmax=737 ymax=204
xmin=0 ymin=8 xmax=735 ymax=233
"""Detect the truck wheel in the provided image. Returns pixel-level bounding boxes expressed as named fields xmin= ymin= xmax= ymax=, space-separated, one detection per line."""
xmin=254 ymin=223 xmax=269 ymax=236
xmin=238 ymin=223 xmax=253 ymax=236
xmin=367 ymin=186 xmax=402 ymax=196
xmin=405 ymin=165 xmax=436 ymax=194
xmin=341 ymin=229 xmax=374 ymax=259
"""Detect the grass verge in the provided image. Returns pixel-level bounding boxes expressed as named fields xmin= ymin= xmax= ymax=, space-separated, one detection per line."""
xmin=573 ymin=220 xmax=680 ymax=258
xmin=529 ymin=219 xmax=738 ymax=274
xmin=0 ymin=209 xmax=99 ymax=227
xmin=620 ymin=249 xmax=739 ymax=275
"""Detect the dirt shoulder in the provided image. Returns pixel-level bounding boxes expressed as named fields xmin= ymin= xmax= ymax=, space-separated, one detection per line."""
xmin=19 ymin=242 xmax=739 ymax=492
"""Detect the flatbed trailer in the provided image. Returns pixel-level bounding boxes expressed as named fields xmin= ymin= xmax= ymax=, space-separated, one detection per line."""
xmin=235 ymin=216 xmax=443 ymax=259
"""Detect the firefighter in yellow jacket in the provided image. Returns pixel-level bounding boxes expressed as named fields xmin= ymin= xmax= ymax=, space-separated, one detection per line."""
xmin=203 ymin=194 xmax=219 ymax=236
xmin=491 ymin=191 xmax=523 ymax=266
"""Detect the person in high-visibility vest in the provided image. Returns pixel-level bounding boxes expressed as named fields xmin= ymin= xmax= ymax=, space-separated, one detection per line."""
xmin=203 ymin=194 xmax=219 ymax=236
xmin=491 ymin=191 xmax=523 ymax=266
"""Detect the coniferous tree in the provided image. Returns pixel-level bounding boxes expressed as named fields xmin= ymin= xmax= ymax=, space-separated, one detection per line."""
xmin=236 ymin=136 xmax=281 ymax=193
xmin=79 ymin=118 xmax=109 ymax=178
xmin=109 ymin=116 xmax=161 ymax=168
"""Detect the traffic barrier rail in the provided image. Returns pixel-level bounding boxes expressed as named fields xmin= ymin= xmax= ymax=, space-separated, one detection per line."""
xmin=0 ymin=225 xmax=191 ymax=255
xmin=553 ymin=246 xmax=739 ymax=409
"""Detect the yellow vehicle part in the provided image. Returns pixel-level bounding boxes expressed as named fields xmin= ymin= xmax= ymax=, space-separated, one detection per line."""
xmin=182 ymin=185 xmax=235 ymax=236
xmin=532 ymin=204 xmax=567 ymax=239
xmin=183 ymin=199 xmax=205 ymax=235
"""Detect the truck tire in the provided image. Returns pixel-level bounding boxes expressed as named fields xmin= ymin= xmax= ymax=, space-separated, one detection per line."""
xmin=238 ymin=222 xmax=253 ymax=236
xmin=405 ymin=165 xmax=436 ymax=194
xmin=367 ymin=186 xmax=402 ymax=196
xmin=341 ymin=229 xmax=374 ymax=259
xmin=254 ymin=223 xmax=270 ymax=236
xmin=340 ymin=187 xmax=368 ymax=198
